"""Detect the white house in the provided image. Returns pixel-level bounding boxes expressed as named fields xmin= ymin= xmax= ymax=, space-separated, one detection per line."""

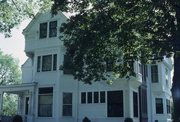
xmin=0 ymin=11 xmax=173 ymax=122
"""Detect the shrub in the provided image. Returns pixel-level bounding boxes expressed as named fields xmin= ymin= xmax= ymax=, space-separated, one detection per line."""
xmin=12 ymin=115 xmax=22 ymax=122
xmin=124 ymin=117 xmax=133 ymax=122
xmin=82 ymin=117 xmax=91 ymax=122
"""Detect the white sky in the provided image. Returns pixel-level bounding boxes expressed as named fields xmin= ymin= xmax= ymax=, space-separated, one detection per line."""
xmin=0 ymin=20 xmax=31 ymax=67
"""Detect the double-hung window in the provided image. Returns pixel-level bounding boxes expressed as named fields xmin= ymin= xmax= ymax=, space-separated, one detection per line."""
xmin=155 ymin=98 xmax=163 ymax=114
xmin=133 ymin=92 xmax=138 ymax=117
xmin=40 ymin=22 xmax=48 ymax=39
xmin=38 ymin=87 xmax=53 ymax=117
xmin=42 ymin=55 xmax=52 ymax=71
xmin=39 ymin=21 xmax=57 ymax=38
xmin=151 ymin=65 xmax=159 ymax=83
xmin=166 ymin=99 xmax=171 ymax=114
xmin=49 ymin=21 xmax=57 ymax=37
xmin=37 ymin=54 xmax=57 ymax=72
xmin=63 ymin=93 xmax=72 ymax=116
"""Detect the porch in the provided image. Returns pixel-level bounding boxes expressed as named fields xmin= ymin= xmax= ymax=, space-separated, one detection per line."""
xmin=0 ymin=83 xmax=36 ymax=122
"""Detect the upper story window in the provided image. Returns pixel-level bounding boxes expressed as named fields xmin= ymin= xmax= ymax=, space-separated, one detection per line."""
xmin=39 ymin=21 xmax=57 ymax=39
xmin=151 ymin=65 xmax=159 ymax=83
xmin=139 ymin=64 xmax=148 ymax=83
xmin=49 ymin=21 xmax=57 ymax=37
xmin=37 ymin=54 xmax=57 ymax=72
xmin=40 ymin=22 xmax=48 ymax=39
xmin=63 ymin=52 xmax=74 ymax=74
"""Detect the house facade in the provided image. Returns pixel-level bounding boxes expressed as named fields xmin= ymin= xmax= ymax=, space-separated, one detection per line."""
xmin=0 ymin=11 xmax=173 ymax=122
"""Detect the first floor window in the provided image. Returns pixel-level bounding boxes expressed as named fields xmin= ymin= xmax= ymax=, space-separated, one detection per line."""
xmin=133 ymin=92 xmax=138 ymax=117
xmin=100 ymin=91 xmax=105 ymax=103
xmin=38 ymin=87 xmax=53 ymax=117
xmin=155 ymin=98 xmax=163 ymax=114
xmin=94 ymin=92 xmax=99 ymax=103
xmin=81 ymin=92 xmax=86 ymax=104
xmin=87 ymin=92 xmax=92 ymax=104
xmin=107 ymin=91 xmax=123 ymax=117
xmin=166 ymin=99 xmax=171 ymax=114
xmin=63 ymin=93 xmax=72 ymax=116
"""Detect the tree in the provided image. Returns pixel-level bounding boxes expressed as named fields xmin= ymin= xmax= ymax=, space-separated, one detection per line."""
xmin=51 ymin=1 xmax=180 ymax=121
xmin=52 ymin=0 xmax=178 ymax=84
xmin=0 ymin=50 xmax=20 ymax=85
xmin=2 ymin=94 xmax=18 ymax=116
xmin=0 ymin=50 xmax=21 ymax=116
xmin=0 ymin=0 xmax=52 ymax=37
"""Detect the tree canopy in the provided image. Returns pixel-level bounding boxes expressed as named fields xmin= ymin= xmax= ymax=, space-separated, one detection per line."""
xmin=0 ymin=50 xmax=21 ymax=85
xmin=0 ymin=0 xmax=52 ymax=37
xmin=52 ymin=0 xmax=179 ymax=84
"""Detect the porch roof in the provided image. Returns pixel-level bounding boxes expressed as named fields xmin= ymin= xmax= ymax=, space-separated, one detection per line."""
xmin=0 ymin=82 xmax=37 ymax=94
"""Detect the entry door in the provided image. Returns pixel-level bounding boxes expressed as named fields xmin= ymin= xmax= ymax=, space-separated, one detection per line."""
xmin=107 ymin=91 xmax=123 ymax=117
xmin=25 ymin=97 xmax=29 ymax=115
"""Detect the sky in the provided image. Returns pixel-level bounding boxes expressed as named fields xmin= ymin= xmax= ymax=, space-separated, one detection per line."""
xmin=0 ymin=20 xmax=30 ymax=67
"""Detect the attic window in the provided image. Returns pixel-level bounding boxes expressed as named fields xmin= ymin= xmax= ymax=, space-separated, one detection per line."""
xmin=40 ymin=22 xmax=48 ymax=38
xmin=49 ymin=21 xmax=57 ymax=37
xmin=39 ymin=21 xmax=57 ymax=39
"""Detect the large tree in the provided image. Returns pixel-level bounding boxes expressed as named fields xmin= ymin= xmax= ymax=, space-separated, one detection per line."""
xmin=51 ymin=1 xmax=180 ymax=121
xmin=0 ymin=50 xmax=21 ymax=116
xmin=52 ymin=0 xmax=178 ymax=84
xmin=0 ymin=0 xmax=52 ymax=37
xmin=0 ymin=50 xmax=21 ymax=85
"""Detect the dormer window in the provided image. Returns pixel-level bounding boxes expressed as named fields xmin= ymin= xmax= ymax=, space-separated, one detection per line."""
xmin=39 ymin=21 xmax=57 ymax=39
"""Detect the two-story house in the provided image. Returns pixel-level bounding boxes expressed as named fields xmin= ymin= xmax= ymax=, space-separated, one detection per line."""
xmin=0 ymin=11 xmax=173 ymax=122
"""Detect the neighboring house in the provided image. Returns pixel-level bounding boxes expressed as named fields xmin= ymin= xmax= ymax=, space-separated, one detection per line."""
xmin=0 ymin=11 xmax=173 ymax=122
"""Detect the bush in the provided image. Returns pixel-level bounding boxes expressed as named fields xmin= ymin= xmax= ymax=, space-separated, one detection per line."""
xmin=12 ymin=115 xmax=22 ymax=122
xmin=124 ymin=117 xmax=133 ymax=122
xmin=155 ymin=120 xmax=158 ymax=122
xmin=82 ymin=117 xmax=91 ymax=122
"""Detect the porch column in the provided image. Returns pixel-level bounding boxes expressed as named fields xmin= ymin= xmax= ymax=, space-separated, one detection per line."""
xmin=124 ymin=81 xmax=133 ymax=118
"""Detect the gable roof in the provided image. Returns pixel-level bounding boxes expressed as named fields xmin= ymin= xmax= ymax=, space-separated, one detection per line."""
xmin=22 ymin=10 xmax=69 ymax=34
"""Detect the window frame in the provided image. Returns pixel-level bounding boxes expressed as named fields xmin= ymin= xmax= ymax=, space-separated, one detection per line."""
xmin=166 ymin=99 xmax=171 ymax=114
xmin=37 ymin=54 xmax=57 ymax=72
xmin=38 ymin=87 xmax=53 ymax=117
xmin=42 ymin=55 xmax=52 ymax=72
xmin=155 ymin=98 xmax=164 ymax=114
xmin=39 ymin=21 xmax=57 ymax=39
xmin=133 ymin=92 xmax=138 ymax=117
xmin=81 ymin=92 xmax=86 ymax=104
xmin=49 ymin=21 xmax=57 ymax=37
xmin=39 ymin=22 xmax=48 ymax=39
xmin=107 ymin=90 xmax=124 ymax=117
xmin=151 ymin=65 xmax=159 ymax=83
xmin=62 ymin=92 xmax=73 ymax=116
